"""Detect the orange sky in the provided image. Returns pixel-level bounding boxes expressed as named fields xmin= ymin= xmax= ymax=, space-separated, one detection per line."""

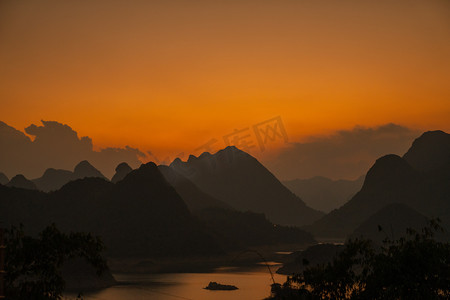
xmin=1 ymin=0 xmax=449 ymax=161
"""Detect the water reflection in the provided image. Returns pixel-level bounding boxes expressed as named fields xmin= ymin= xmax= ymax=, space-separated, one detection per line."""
xmin=65 ymin=266 xmax=287 ymax=300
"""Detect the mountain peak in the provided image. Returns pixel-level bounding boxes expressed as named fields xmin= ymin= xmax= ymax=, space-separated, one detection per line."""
xmin=138 ymin=161 xmax=158 ymax=170
xmin=187 ymin=154 xmax=197 ymax=162
xmin=118 ymin=162 xmax=168 ymax=188
xmin=42 ymin=168 xmax=72 ymax=177
xmin=362 ymin=154 xmax=417 ymax=191
xmin=7 ymin=174 xmax=37 ymax=190
xmin=170 ymin=146 xmax=323 ymax=226
xmin=223 ymin=145 xmax=240 ymax=152
xmin=0 ymin=172 xmax=9 ymax=185
xmin=43 ymin=168 xmax=57 ymax=176
xmin=198 ymin=151 xmax=212 ymax=159
xmin=172 ymin=157 xmax=182 ymax=164
xmin=73 ymin=160 xmax=107 ymax=180
xmin=219 ymin=145 xmax=246 ymax=156
xmin=403 ymin=130 xmax=450 ymax=172
xmin=33 ymin=168 xmax=75 ymax=192
xmin=111 ymin=162 xmax=133 ymax=183
xmin=74 ymin=160 xmax=94 ymax=171
xmin=115 ymin=162 xmax=132 ymax=173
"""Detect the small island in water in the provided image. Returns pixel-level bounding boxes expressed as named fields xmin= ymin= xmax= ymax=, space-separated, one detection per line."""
xmin=204 ymin=281 xmax=238 ymax=290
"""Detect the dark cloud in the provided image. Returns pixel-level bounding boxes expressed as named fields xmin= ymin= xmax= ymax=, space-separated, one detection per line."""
xmin=263 ymin=123 xmax=420 ymax=180
xmin=0 ymin=120 xmax=146 ymax=179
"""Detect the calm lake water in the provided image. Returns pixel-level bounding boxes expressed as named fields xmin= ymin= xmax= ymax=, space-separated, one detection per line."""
xmin=65 ymin=265 xmax=287 ymax=300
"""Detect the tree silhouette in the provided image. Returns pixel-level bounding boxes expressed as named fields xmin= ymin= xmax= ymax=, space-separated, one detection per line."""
xmin=4 ymin=224 xmax=106 ymax=300
xmin=269 ymin=219 xmax=450 ymax=299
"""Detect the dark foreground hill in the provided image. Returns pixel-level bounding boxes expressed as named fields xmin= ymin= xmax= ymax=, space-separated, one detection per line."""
xmin=0 ymin=162 xmax=221 ymax=257
xmin=307 ymin=131 xmax=450 ymax=239
xmin=170 ymin=146 xmax=324 ymax=226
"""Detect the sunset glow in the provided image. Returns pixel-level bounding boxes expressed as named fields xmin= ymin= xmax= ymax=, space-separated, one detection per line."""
xmin=1 ymin=0 xmax=449 ymax=161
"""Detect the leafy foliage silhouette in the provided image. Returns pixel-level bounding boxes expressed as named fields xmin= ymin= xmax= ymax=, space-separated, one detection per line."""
xmin=5 ymin=224 xmax=106 ymax=300
xmin=269 ymin=219 xmax=450 ymax=299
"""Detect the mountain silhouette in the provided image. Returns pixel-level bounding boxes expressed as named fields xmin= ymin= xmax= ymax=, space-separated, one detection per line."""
xmin=0 ymin=159 xmax=317 ymax=257
xmin=73 ymin=160 xmax=107 ymax=180
xmin=111 ymin=162 xmax=132 ymax=183
xmin=32 ymin=160 xmax=107 ymax=192
xmin=307 ymin=130 xmax=450 ymax=239
xmin=403 ymin=130 xmax=450 ymax=172
xmin=7 ymin=174 xmax=37 ymax=190
xmin=158 ymin=165 xmax=232 ymax=212
xmin=0 ymin=163 xmax=222 ymax=257
xmin=0 ymin=172 xmax=8 ymax=185
xmin=160 ymin=163 xmax=315 ymax=247
xmin=283 ymin=176 xmax=364 ymax=213
xmin=170 ymin=146 xmax=324 ymax=226
xmin=92 ymin=162 xmax=221 ymax=256
xmin=33 ymin=168 xmax=73 ymax=192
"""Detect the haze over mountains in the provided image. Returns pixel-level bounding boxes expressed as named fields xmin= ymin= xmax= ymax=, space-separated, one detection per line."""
xmin=4 ymin=159 xmax=109 ymax=192
xmin=283 ymin=176 xmax=364 ymax=213
xmin=31 ymin=160 xmax=108 ymax=192
xmin=1 ymin=129 xmax=449 ymax=263
xmin=3 ymin=146 xmax=323 ymax=227
xmin=169 ymin=146 xmax=324 ymax=226
xmin=308 ymin=130 xmax=450 ymax=239
xmin=266 ymin=123 xmax=419 ymax=180
xmin=0 ymin=150 xmax=316 ymax=258
xmin=1 ymin=121 xmax=420 ymax=182
xmin=6 ymin=174 xmax=37 ymax=190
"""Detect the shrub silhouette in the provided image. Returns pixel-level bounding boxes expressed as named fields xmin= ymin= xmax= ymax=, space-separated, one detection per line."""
xmin=269 ymin=219 xmax=450 ymax=299
xmin=4 ymin=224 xmax=106 ymax=300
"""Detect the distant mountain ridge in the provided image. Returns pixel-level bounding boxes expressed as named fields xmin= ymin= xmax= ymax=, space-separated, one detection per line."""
xmin=307 ymin=130 xmax=450 ymax=239
xmin=7 ymin=174 xmax=37 ymax=190
xmin=0 ymin=159 xmax=315 ymax=258
xmin=283 ymin=176 xmax=364 ymax=213
xmin=170 ymin=146 xmax=324 ymax=226
xmin=31 ymin=160 xmax=107 ymax=192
